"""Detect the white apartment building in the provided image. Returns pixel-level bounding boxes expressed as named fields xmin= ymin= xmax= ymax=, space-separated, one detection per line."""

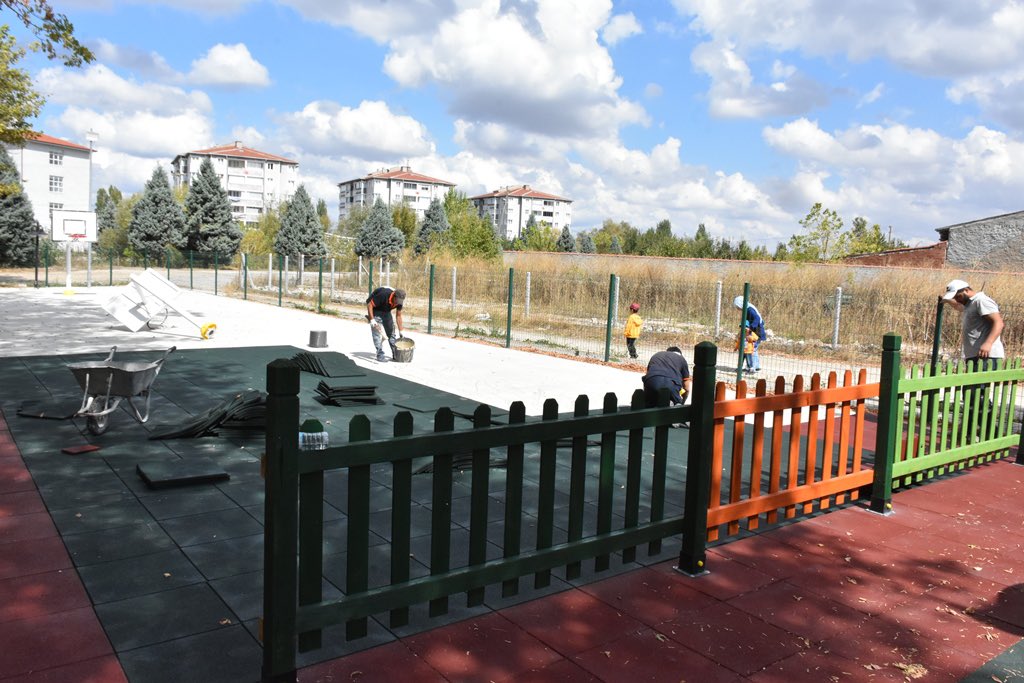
xmin=170 ymin=142 xmax=298 ymax=227
xmin=337 ymin=166 xmax=455 ymax=223
xmin=4 ymin=133 xmax=93 ymax=230
xmin=471 ymin=185 xmax=573 ymax=240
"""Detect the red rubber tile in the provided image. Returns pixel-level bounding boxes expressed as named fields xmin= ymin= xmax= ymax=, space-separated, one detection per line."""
xmin=977 ymin=582 xmax=1024 ymax=631
xmin=0 ymin=606 xmax=112 ymax=678
xmin=0 ymin=511 xmax=58 ymax=544
xmin=656 ymin=603 xmax=804 ymax=676
xmin=888 ymin=593 xmax=1020 ymax=661
xmin=710 ymin=531 xmax=839 ymax=580
xmin=404 ymin=612 xmax=562 ymax=682
xmin=299 ymin=641 xmax=445 ymax=683
xmin=923 ymin=570 xmax=1007 ymax=612
xmin=749 ymin=648 xmax=936 ymax=682
xmin=502 ymin=588 xmax=646 ymax=656
xmin=0 ymin=535 xmax=72 ymax=580
xmin=0 ymin=490 xmax=47 ymax=518
xmin=728 ymin=578 xmax=870 ymax=644
xmin=654 ymin=554 xmax=776 ymax=601
xmin=573 ymin=627 xmax=741 ymax=683
xmin=786 ymin=560 xmax=915 ymax=616
xmin=0 ymin=459 xmax=34 ymax=494
xmin=0 ymin=655 xmax=127 ymax=683
xmin=579 ymin=566 xmax=718 ymax=627
xmin=0 ymin=569 xmax=90 ymax=623
xmin=516 ymin=658 xmax=601 ymax=683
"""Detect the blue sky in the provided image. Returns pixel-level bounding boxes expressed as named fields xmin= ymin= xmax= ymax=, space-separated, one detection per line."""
xmin=13 ymin=0 xmax=1024 ymax=246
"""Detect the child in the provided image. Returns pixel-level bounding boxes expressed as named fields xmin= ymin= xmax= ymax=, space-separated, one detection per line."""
xmin=624 ymin=302 xmax=642 ymax=359
xmin=735 ymin=328 xmax=760 ymax=372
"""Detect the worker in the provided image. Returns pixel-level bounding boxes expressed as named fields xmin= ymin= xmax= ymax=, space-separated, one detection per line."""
xmin=642 ymin=346 xmax=691 ymax=408
xmin=366 ymin=287 xmax=405 ymax=362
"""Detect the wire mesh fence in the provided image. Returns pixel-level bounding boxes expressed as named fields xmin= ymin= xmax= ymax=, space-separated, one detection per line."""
xmin=5 ymin=251 xmax=1022 ymax=388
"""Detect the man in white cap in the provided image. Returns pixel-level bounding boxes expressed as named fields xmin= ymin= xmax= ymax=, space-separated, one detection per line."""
xmin=941 ymin=279 xmax=1004 ymax=366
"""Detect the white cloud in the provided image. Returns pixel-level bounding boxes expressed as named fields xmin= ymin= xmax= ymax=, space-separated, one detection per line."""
xmin=275 ymin=100 xmax=434 ymax=159
xmin=36 ymin=64 xmax=211 ymax=114
xmin=644 ymin=83 xmax=663 ymax=98
xmin=277 ymin=0 xmax=459 ymax=42
xmin=857 ymin=82 xmax=885 ymax=108
xmin=602 ymin=12 xmax=643 ymax=46
xmin=89 ymin=39 xmax=180 ymax=82
xmin=188 ymin=44 xmax=271 ymax=88
xmin=691 ymin=41 xmax=830 ymax=118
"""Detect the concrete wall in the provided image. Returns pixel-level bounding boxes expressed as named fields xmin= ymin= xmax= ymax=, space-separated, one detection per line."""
xmin=944 ymin=212 xmax=1024 ymax=270
xmin=6 ymin=141 xmax=90 ymax=229
xmin=842 ymin=242 xmax=947 ymax=268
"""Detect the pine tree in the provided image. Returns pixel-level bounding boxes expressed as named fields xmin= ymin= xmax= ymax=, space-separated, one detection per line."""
xmin=96 ymin=199 xmax=116 ymax=232
xmin=577 ymin=233 xmax=596 ymax=253
xmin=274 ymin=185 xmax=326 ymax=257
xmin=0 ymin=146 xmax=36 ymax=265
xmin=609 ymin=236 xmax=622 ymax=254
xmin=127 ymin=167 xmax=185 ymax=259
xmin=414 ymin=198 xmax=451 ymax=255
xmin=354 ymin=198 xmax=404 ymax=258
xmin=184 ymin=158 xmax=241 ymax=257
xmin=557 ymin=225 xmax=575 ymax=252
xmin=316 ymin=198 xmax=331 ymax=232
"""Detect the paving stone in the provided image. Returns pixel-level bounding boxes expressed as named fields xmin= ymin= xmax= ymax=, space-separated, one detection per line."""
xmin=117 ymin=624 xmax=262 ymax=683
xmin=96 ymin=583 xmax=235 ymax=652
xmin=77 ymin=548 xmax=204 ymax=604
xmin=63 ymin=521 xmax=176 ymax=567
xmin=158 ymin=507 xmax=263 ymax=547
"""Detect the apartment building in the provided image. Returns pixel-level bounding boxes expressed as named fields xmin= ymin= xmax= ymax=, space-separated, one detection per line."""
xmin=171 ymin=141 xmax=298 ymax=226
xmin=4 ymin=133 xmax=93 ymax=230
xmin=337 ymin=166 xmax=455 ymax=223
xmin=470 ymin=185 xmax=573 ymax=240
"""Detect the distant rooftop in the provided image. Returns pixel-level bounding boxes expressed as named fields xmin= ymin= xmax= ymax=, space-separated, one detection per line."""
xmin=470 ymin=185 xmax=571 ymax=202
xmin=183 ymin=141 xmax=296 ymax=164
xmin=338 ymin=166 xmax=455 ymax=187
xmin=23 ymin=133 xmax=91 ymax=152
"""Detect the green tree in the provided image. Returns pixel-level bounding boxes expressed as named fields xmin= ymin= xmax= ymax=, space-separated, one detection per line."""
xmin=591 ymin=219 xmax=637 ymax=254
xmin=414 ymin=197 xmax=450 ymax=255
xmin=451 ymin=211 xmax=501 ymax=259
xmin=315 ymin=198 xmax=331 ymax=233
xmin=354 ymin=197 xmax=404 ymax=259
xmin=96 ymin=197 xmax=116 ymax=233
xmin=609 ymin=236 xmax=622 ymax=254
xmin=787 ymin=203 xmax=846 ymax=262
xmin=0 ymin=145 xmax=35 ymax=264
xmin=690 ymin=223 xmax=714 ymax=258
xmin=240 ymin=205 xmax=281 ymax=257
xmin=337 ymin=204 xmax=370 ymax=240
xmin=183 ymin=157 xmax=241 ymax=256
xmin=519 ymin=213 xmax=538 ymax=247
xmin=524 ymin=222 xmax=558 ymax=251
xmin=2 ymin=1 xmax=93 ymax=66
xmin=576 ymin=232 xmax=596 ymax=253
xmin=274 ymin=185 xmax=325 ymax=257
xmin=556 ymin=225 xmax=575 ymax=252
xmin=107 ymin=186 xmax=122 ymax=205
xmin=392 ymin=202 xmax=417 ymax=244
xmin=0 ymin=26 xmax=43 ymax=148
xmin=128 ymin=167 xmax=185 ymax=259
xmin=98 ymin=192 xmax=138 ymax=257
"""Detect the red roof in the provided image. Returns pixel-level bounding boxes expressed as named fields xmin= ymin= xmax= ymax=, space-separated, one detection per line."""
xmin=341 ymin=167 xmax=454 ymax=187
xmin=28 ymin=133 xmax=91 ymax=152
xmin=470 ymin=185 xmax=571 ymax=202
xmin=186 ymin=142 xmax=296 ymax=164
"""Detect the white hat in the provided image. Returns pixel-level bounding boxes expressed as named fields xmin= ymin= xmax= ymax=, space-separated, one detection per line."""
xmin=733 ymin=295 xmax=745 ymax=309
xmin=942 ymin=279 xmax=970 ymax=300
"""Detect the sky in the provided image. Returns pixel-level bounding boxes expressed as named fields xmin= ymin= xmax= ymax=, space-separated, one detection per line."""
xmin=12 ymin=0 xmax=1024 ymax=247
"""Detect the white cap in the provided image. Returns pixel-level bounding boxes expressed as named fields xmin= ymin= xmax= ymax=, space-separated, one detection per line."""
xmin=733 ymin=295 xmax=745 ymax=309
xmin=942 ymin=279 xmax=970 ymax=300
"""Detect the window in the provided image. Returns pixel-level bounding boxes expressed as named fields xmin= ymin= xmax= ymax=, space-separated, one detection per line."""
xmin=49 ymin=152 xmax=63 ymax=166
xmin=247 ymin=160 xmax=263 ymax=169
xmin=49 ymin=175 xmax=63 ymax=192
xmin=49 ymin=202 xmax=63 ymax=211
xmin=228 ymin=159 xmax=245 ymax=169
xmin=403 ymin=182 xmax=418 ymax=190
xmin=228 ymin=190 xmax=241 ymax=199
xmin=231 ymin=205 xmax=244 ymax=213
xmin=421 ymin=185 xmax=429 ymax=191
xmin=268 ymin=163 xmax=274 ymax=170
xmin=543 ymin=211 xmax=554 ymax=218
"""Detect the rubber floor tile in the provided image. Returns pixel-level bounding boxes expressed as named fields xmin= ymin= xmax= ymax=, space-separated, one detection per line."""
xmin=501 ymin=588 xmax=647 ymax=656
xmin=657 ymin=554 xmax=776 ymax=601
xmin=0 ymin=459 xmax=33 ymax=494
xmin=0 ymin=654 xmax=127 ymax=683
xmin=514 ymin=658 xmax=602 ymax=683
xmin=77 ymin=548 xmax=205 ymax=604
xmin=0 ymin=535 xmax=72 ymax=579
xmin=748 ymin=648 xmax=925 ymax=682
xmin=158 ymin=507 xmax=263 ymax=547
xmin=182 ymin=532 xmax=263 ymax=580
xmin=727 ymin=578 xmax=870 ymax=644
xmin=139 ymin=486 xmax=240 ymax=520
xmin=975 ymin=582 xmax=1024 ymax=631
xmin=0 ymin=490 xmax=47 ymax=517
xmin=709 ymin=531 xmax=839 ymax=580
xmin=117 ymin=624 xmax=262 ymax=683
xmin=656 ymin=603 xmax=805 ymax=676
xmin=0 ymin=606 xmax=112 ymax=678
xmin=63 ymin=521 xmax=177 ymax=567
xmin=579 ymin=566 xmax=718 ymax=627
xmin=785 ymin=560 xmax=915 ymax=616
xmin=404 ymin=611 xmax=562 ymax=682
xmin=0 ymin=569 xmax=90 ymax=623
xmin=885 ymin=594 xmax=1020 ymax=660
xmin=49 ymin=498 xmax=153 ymax=536
xmin=0 ymin=510 xmax=58 ymax=544
xmin=573 ymin=627 xmax=742 ymax=683
xmin=299 ymin=641 xmax=446 ymax=683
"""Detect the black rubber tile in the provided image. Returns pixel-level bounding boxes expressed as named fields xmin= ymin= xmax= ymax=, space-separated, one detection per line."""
xmin=118 ymin=624 xmax=262 ymax=683
xmin=209 ymin=570 xmax=263 ymax=622
xmin=136 ymin=458 xmax=230 ymax=490
xmin=140 ymin=487 xmax=240 ymax=520
xmin=322 ymin=517 xmax=387 ymax=555
xmin=77 ymin=548 xmax=204 ymax=604
xmin=96 ymin=583 xmax=235 ymax=652
xmin=322 ymin=546 xmax=431 ymax=592
xmin=50 ymin=498 xmax=153 ymax=536
xmin=159 ymin=508 xmax=264 ymax=547
xmin=216 ymin=480 xmax=264 ymax=508
xmin=182 ymin=533 xmax=263 ymax=581
xmin=63 ymin=521 xmax=176 ymax=567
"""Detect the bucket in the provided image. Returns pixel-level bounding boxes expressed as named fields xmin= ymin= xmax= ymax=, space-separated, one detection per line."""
xmin=309 ymin=330 xmax=327 ymax=348
xmin=393 ymin=337 xmax=415 ymax=363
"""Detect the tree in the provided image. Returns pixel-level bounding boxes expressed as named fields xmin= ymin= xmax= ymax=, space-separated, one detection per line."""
xmin=128 ymin=167 xmax=185 ymax=259
xmin=316 ymin=198 xmax=331 ymax=233
xmin=0 ymin=145 xmax=35 ymax=265
xmin=240 ymin=205 xmax=281 ymax=256
xmin=525 ymin=222 xmax=558 ymax=251
xmin=441 ymin=189 xmax=500 ymax=259
xmin=392 ymin=202 xmax=417 ymax=244
xmin=354 ymin=197 xmax=404 ymax=259
xmin=274 ymin=185 xmax=325 ymax=258
xmin=107 ymin=186 xmax=123 ymax=205
xmin=609 ymin=236 xmax=622 ymax=254
xmin=183 ymin=158 xmax=241 ymax=257
xmin=0 ymin=27 xmax=43 ymax=147
xmin=576 ymin=232 xmax=596 ymax=253
xmin=414 ymin=197 xmax=450 ymax=255
xmin=519 ymin=213 xmax=538 ymax=247
xmin=1 ymin=1 xmax=93 ymax=66
xmin=96 ymin=197 xmax=116 ymax=233
xmin=787 ymin=203 xmax=846 ymax=262
xmin=556 ymin=225 xmax=575 ymax=252
xmin=690 ymin=224 xmax=714 ymax=258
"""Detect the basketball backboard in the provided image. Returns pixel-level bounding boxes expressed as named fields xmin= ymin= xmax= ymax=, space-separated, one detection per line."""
xmin=50 ymin=209 xmax=98 ymax=243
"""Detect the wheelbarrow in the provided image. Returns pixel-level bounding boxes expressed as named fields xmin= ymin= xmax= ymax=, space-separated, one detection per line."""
xmin=67 ymin=346 xmax=176 ymax=435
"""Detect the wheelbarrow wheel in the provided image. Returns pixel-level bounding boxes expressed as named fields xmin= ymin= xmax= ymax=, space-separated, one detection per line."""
xmin=87 ymin=413 xmax=109 ymax=435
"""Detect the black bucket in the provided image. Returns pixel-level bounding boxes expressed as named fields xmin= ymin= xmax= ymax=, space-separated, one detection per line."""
xmin=394 ymin=338 xmax=415 ymax=363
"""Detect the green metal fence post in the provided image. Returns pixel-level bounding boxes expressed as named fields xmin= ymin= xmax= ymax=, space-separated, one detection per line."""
xmin=44 ymin=243 xmax=49 ymax=286
xmin=677 ymin=341 xmax=717 ymax=576
xmin=505 ymin=267 xmax=514 ymax=349
xmin=144 ymin=253 xmax=149 ymax=270
xmin=214 ymin=251 xmax=219 ymax=295
xmin=930 ymin=296 xmax=945 ymax=372
xmin=367 ymin=260 xmax=374 ymax=296
xmin=165 ymin=247 xmax=171 ymax=280
xmin=317 ymin=258 xmax=323 ymax=313
xmin=603 ymin=274 xmax=616 ymax=362
xmin=736 ymin=282 xmax=751 ymax=384
xmin=243 ymin=253 xmax=248 ymax=301
xmin=261 ymin=359 xmax=300 ymax=682
xmin=108 ymin=251 xmax=113 ymax=286
xmin=427 ymin=264 xmax=435 ymax=334
xmin=277 ymin=254 xmax=283 ymax=307
xmin=870 ymin=333 xmax=902 ymax=514
xmin=189 ymin=250 xmax=194 ymax=289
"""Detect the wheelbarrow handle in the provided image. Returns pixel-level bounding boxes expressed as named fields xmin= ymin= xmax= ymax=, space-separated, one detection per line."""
xmin=157 ymin=346 xmax=177 ymax=365
xmin=103 ymin=346 xmax=117 ymax=362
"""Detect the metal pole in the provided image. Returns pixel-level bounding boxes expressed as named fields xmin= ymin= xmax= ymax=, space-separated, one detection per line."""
xmin=86 ymin=242 xmax=92 ymax=288
xmin=189 ymin=251 xmax=194 ymax=289
xmin=166 ymin=247 xmax=171 ymax=281
xmin=367 ymin=260 xmax=373 ymax=295
xmin=677 ymin=341 xmax=717 ymax=575
xmin=44 ymin=242 xmax=49 ymax=286
xmin=329 ymin=258 xmax=335 ymax=299
xmin=525 ymin=271 xmax=531 ymax=318
xmin=214 ymin=251 xmax=219 ymax=295
xmin=243 ymin=254 xmax=248 ymax=301
xmin=505 ymin=267 xmax=514 ymax=349
xmin=611 ymin=273 xmax=620 ymax=329
xmin=108 ymin=250 xmax=112 ymax=286
xmin=284 ymin=255 xmax=289 ymax=294
xmin=831 ymin=286 xmax=843 ymax=349
xmin=603 ymin=274 xmax=616 ymax=362
xmin=869 ymin=333 xmax=902 ymax=514
xmin=64 ymin=241 xmax=72 ymax=290
xmin=451 ymin=266 xmax=457 ymax=311
xmin=268 ymin=253 xmax=272 ymax=290
xmin=33 ymin=231 xmax=39 ymax=288
xmin=317 ymin=258 xmax=323 ymax=313
xmin=930 ymin=296 xmax=945 ymax=372
xmin=277 ymin=254 xmax=283 ymax=307
xmin=736 ymin=282 xmax=750 ymax=384
xmin=427 ymin=263 xmax=435 ymax=334
xmin=714 ymin=280 xmax=722 ymax=337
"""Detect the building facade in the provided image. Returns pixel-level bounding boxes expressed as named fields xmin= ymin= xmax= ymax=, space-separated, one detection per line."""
xmin=336 ymin=166 xmax=455 ymax=224
xmin=470 ymin=185 xmax=572 ymax=240
xmin=170 ymin=142 xmax=298 ymax=227
xmin=936 ymin=210 xmax=1024 ymax=271
xmin=4 ymin=133 xmax=92 ymax=230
